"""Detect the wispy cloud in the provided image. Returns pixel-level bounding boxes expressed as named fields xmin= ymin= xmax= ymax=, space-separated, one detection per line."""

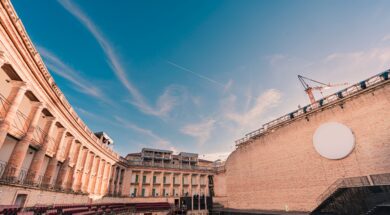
xmin=381 ymin=34 xmax=390 ymax=42
xmin=58 ymin=0 xmax=181 ymax=117
xmin=114 ymin=116 xmax=176 ymax=151
xmin=200 ymin=151 xmax=231 ymax=161
xmin=181 ymin=119 xmax=216 ymax=146
xmin=38 ymin=47 xmax=109 ymax=102
xmin=225 ymin=89 xmax=282 ymax=128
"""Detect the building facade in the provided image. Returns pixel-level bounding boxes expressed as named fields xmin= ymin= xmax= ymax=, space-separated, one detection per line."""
xmin=124 ymin=148 xmax=214 ymax=199
xmin=0 ymin=0 xmax=129 ymax=205
xmin=213 ymin=71 xmax=390 ymax=212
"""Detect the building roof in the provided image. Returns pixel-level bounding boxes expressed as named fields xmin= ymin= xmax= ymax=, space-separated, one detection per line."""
xmin=142 ymin=148 xmax=173 ymax=153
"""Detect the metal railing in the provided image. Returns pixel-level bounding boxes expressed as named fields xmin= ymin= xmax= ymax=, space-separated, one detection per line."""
xmin=0 ymin=93 xmax=11 ymax=120
xmin=127 ymin=161 xmax=215 ymax=172
xmin=236 ymin=70 xmax=389 ymax=146
xmin=31 ymin=126 xmax=46 ymax=147
xmin=315 ymin=173 xmax=390 ymax=205
xmin=11 ymin=110 xmax=29 ymax=137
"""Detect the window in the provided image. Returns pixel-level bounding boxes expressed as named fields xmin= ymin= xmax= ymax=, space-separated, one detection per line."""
xmin=131 ymin=188 xmax=137 ymax=197
xmin=173 ymin=176 xmax=176 ymax=184
xmin=142 ymin=188 xmax=145 ymax=197
xmin=14 ymin=194 xmax=27 ymax=207
xmin=143 ymin=175 xmax=147 ymax=183
xmin=173 ymin=189 xmax=175 ymax=196
xmin=153 ymin=175 xmax=157 ymax=184
xmin=163 ymin=176 xmax=166 ymax=184
xmin=163 ymin=189 xmax=166 ymax=196
xmin=152 ymin=188 xmax=156 ymax=196
xmin=135 ymin=175 xmax=138 ymax=182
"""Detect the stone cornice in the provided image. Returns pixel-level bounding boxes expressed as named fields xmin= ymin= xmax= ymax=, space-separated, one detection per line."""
xmin=0 ymin=0 xmax=120 ymax=162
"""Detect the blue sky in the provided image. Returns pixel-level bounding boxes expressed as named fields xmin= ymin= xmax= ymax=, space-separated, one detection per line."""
xmin=13 ymin=0 xmax=390 ymax=160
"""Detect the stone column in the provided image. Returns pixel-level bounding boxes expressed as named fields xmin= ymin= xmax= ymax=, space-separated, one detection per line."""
xmin=69 ymin=141 xmax=81 ymax=167
xmin=56 ymin=137 xmax=75 ymax=189
xmin=42 ymin=128 xmax=67 ymax=187
xmin=169 ymin=173 xmax=174 ymax=197
xmin=28 ymin=117 xmax=56 ymax=184
xmin=4 ymin=102 xmax=43 ymax=181
xmin=108 ymin=165 xmax=116 ymax=195
xmin=0 ymin=81 xmax=27 ymax=149
xmin=87 ymin=156 xmax=100 ymax=193
xmin=101 ymin=163 xmax=112 ymax=195
xmin=138 ymin=170 xmax=143 ymax=197
xmin=72 ymin=147 xmax=88 ymax=192
xmin=118 ymin=168 xmax=124 ymax=196
xmin=62 ymin=140 xmax=80 ymax=191
xmin=94 ymin=159 xmax=105 ymax=195
xmin=81 ymin=151 xmax=94 ymax=193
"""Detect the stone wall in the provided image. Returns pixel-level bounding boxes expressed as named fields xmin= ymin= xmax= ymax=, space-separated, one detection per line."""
xmin=219 ymin=82 xmax=390 ymax=212
xmin=0 ymin=184 xmax=89 ymax=207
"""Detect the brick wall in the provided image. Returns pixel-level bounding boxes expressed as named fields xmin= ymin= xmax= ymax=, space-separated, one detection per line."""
xmin=217 ymin=82 xmax=390 ymax=212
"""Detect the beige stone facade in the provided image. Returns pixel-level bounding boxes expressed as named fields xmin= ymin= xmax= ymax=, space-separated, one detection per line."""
xmin=215 ymin=74 xmax=390 ymax=212
xmin=0 ymin=0 xmax=127 ymax=204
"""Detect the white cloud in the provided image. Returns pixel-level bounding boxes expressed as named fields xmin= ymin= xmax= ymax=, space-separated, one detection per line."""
xmin=38 ymin=47 xmax=108 ymax=102
xmin=223 ymin=79 xmax=234 ymax=93
xmin=181 ymin=119 xmax=216 ymax=146
xmin=58 ymin=0 xmax=182 ymax=118
xmin=381 ymin=34 xmax=390 ymax=42
xmin=200 ymin=151 xmax=231 ymax=162
xmin=114 ymin=116 xmax=175 ymax=150
xmin=225 ymin=89 xmax=282 ymax=128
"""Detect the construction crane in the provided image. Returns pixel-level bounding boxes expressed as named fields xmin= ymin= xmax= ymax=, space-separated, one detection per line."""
xmin=298 ymin=75 xmax=349 ymax=104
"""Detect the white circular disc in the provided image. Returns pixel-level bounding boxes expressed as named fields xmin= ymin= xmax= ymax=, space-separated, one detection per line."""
xmin=313 ymin=122 xmax=355 ymax=160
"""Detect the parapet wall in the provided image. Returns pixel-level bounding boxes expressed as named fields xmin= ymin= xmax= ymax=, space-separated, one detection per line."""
xmin=219 ymin=80 xmax=390 ymax=212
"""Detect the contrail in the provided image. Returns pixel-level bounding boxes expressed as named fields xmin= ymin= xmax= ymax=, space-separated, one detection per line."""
xmin=166 ymin=61 xmax=225 ymax=88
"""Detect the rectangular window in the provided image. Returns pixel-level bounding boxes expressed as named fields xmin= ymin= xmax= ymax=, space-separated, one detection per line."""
xmin=152 ymin=188 xmax=156 ymax=196
xmin=163 ymin=176 xmax=166 ymax=184
xmin=135 ymin=175 xmax=138 ymax=182
xmin=163 ymin=189 xmax=166 ymax=196
xmin=153 ymin=175 xmax=157 ymax=183
xmin=133 ymin=188 xmax=137 ymax=197
xmin=143 ymin=175 xmax=147 ymax=183
xmin=173 ymin=189 xmax=175 ymax=196
xmin=173 ymin=176 xmax=176 ymax=184
xmin=142 ymin=188 xmax=145 ymax=197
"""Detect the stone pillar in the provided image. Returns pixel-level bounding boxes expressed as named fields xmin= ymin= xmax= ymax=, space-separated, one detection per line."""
xmin=170 ymin=173 xmax=174 ymax=197
xmin=101 ymin=162 xmax=111 ymax=195
xmin=81 ymin=151 xmax=94 ymax=193
xmin=56 ymin=137 xmax=75 ymax=189
xmin=138 ymin=170 xmax=143 ymax=197
xmin=108 ymin=165 xmax=116 ymax=195
xmin=0 ymin=81 xmax=27 ymax=149
xmin=4 ymin=102 xmax=43 ymax=180
xmin=69 ymin=141 xmax=81 ymax=166
xmin=118 ymin=168 xmax=124 ymax=196
xmin=87 ymin=156 xmax=100 ymax=194
xmin=42 ymin=128 xmax=67 ymax=187
xmin=94 ymin=160 xmax=105 ymax=195
xmin=27 ymin=117 xmax=56 ymax=184
xmin=73 ymin=147 xmax=88 ymax=192
xmin=62 ymin=140 xmax=80 ymax=191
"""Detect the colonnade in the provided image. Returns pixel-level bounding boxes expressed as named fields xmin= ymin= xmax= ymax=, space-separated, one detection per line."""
xmin=0 ymin=59 xmax=115 ymax=196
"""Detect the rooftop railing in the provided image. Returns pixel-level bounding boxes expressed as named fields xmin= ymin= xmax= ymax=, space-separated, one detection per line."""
xmin=236 ymin=70 xmax=389 ymax=147
xmin=127 ymin=161 xmax=215 ymax=172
